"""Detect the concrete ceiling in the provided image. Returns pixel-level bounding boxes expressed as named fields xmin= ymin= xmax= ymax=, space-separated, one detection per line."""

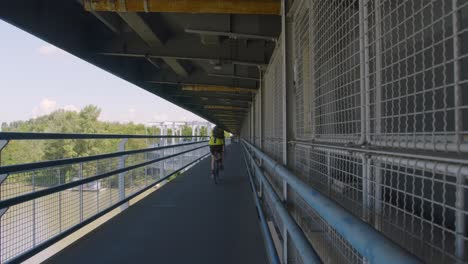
xmin=0 ymin=0 xmax=281 ymax=133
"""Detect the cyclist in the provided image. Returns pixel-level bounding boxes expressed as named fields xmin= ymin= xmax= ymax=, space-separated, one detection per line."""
xmin=209 ymin=126 xmax=225 ymax=179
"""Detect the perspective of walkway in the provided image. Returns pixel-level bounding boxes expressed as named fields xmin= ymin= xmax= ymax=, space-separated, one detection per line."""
xmin=45 ymin=144 xmax=268 ymax=264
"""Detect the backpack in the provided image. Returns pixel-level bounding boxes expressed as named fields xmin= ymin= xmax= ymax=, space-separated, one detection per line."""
xmin=213 ymin=127 xmax=224 ymax=139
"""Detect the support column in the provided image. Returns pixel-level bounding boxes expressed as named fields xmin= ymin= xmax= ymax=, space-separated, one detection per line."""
xmin=259 ymin=69 xmax=264 ymax=150
xmin=280 ymin=1 xmax=292 ymax=262
xmin=358 ymin=0 xmax=368 ymax=145
xmin=280 ymin=0 xmax=294 ymax=200
xmin=453 ymin=0 xmax=463 ymax=151
xmin=252 ymin=96 xmax=256 ymax=144
xmin=281 ymin=0 xmax=289 ymax=166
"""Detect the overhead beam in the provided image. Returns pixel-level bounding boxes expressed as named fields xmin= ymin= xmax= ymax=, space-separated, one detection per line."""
xmin=147 ymin=80 xmax=253 ymax=89
xmin=185 ymin=29 xmax=277 ymax=42
xmin=174 ymin=97 xmax=250 ymax=108
xmin=99 ymin=52 xmax=266 ymax=68
xmin=183 ymin=85 xmax=256 ymax=93
xmin=207 ymin=73 xmax=259 ymax=81
xmin=118 ymin=12 xmax=189 ymax=77
xmin=84 ymin=0 xmax=281 ymax=15
xmin=98 ymin=33 xmax=274 ymax=68
xmin=217 ymin=116 xmax=241 ymax=118
xmin=204 ymin=105 xmax=248 ymax=111
xmin=89 ymin=11 xmax=122 ymax=34
xmin=171 ymin=94 xmax=252 ymax=102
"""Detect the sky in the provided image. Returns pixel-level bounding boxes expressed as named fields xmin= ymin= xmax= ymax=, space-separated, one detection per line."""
xmin=0 ymin=19 xmax=205 ymax=125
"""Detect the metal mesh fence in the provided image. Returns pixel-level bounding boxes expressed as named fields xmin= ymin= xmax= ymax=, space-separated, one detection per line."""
xmin=310 ymin=0 xmax=363 ymax=144
xmin=0 ymin=139 xmax=208 ymax=263
xmin=368 ymin=0 xmax=468 ymax=152
xmin=294 ymin=3 xmax=313 ymax=140
xmin=263 ymin=47 xmax=284 ymax=162
xmin=242 ymin=0 xmax=468 ymax=263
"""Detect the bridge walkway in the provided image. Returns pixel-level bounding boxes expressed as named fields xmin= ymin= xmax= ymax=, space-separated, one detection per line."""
xmin=46 ymin=143 xmax=267 ymax=264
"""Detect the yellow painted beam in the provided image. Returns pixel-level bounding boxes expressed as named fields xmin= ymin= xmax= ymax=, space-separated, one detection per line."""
xmin=182 ymin=85 xmax=256 ymax=93
xmin=84 ymin=0 xmax=280 ymax=15
xmin=205 ymin=105 xmax=246 ymax=111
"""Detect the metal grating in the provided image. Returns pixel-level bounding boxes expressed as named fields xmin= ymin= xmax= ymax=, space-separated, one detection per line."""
xmin=310 ymin=0 xmax=362 ymax=144
xmin=293 ymin=3 xmax=313 ymax=140
xmin=368 ymin=0 xmax=468 ymax=152
xmin=243 ymin=0 xmax=468 ymax=263
xmin=263 ymin=46 xmax=285 ymax=162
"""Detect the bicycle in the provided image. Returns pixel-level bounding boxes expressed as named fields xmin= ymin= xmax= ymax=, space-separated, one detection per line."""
xmin=213 ymin=152 xmax=222 ymax=184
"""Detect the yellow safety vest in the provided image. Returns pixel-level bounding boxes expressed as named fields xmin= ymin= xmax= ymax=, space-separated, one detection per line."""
xmin=209 ymin=133 xmax=224 ymax=146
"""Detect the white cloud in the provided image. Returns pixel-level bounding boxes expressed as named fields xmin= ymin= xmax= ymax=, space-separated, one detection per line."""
xmin=32 ymin=99 xmax=81 ymax=117
xmin=37 ymin=44 xmax=65 ymax=56
xmin=32 ymin=98 xmax=57 ymax=117
xmin=62 ymin=104 xmax=79 ymax=112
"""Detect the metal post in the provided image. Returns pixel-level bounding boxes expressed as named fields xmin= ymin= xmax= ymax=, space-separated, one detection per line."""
xmin=281 ymin=0 xmax=289 ymax=166
xmin=373 ymin=0 xmax=383 ymax=232
xmin=280 ymin=1 xmax=290 ymax=261
xmin=259 ymin=69 xmax=264 ymax=150
xmin=32 ymin=172 xmax=36 ymax=246
xmin=162 ymin=125 xmax=167 ymax=176
xmin=118 ymin=139 xmax=129 ymax=211
xmin=252 ymin=98 xmax=255 ymax=144
xmin=362 ymin=155 xmax=372 ymax=222
xmin=358 ymin=0 xmax=367 ymax=145
xmin=374 ymin=161 xmax=383 ymax=231
xmin=375 ymin=0 xmax=382 ymax=140
xmin=452 ymin=0 xmax=463 ymax=151
xmin=327 ymin=152 xmax=331 ymax=195
xmin=250 ymin=104 xmax=254 ymax=143
xmin=96 ymin=160 xmax=100 ymax=213
xmin=57 ymin=168 xmax=62 ymax=232
xmin=453 ymin=1 xmax=464 ymax=259
xmin=455 ymin=167 xmax=465 ymax=261
xmin=79 ymin=162 xmax=84 ymax=222
xmin=0 ymin=140 xmax=8 ymax=261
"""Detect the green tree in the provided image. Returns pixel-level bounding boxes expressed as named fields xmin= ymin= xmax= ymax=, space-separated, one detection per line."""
xmin=199 ymin=126 xmax=208 ymax=137
xmin=0 ymin=105 xmax=206 ymax=186
xmin=181 ymin=125 xmax=192 ymax=136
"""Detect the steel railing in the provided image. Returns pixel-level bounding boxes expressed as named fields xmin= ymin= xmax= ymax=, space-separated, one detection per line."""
xmin=242 ymin=139 xmax=422 ymax=264
xmin=242 ymin=142 xmax=321 ymax=264
xmin=0 ymin=132 xmax=209 ymax=263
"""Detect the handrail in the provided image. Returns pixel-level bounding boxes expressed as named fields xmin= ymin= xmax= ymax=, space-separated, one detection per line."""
xmin=0 ymin=144 xmax=208 ymax=209
xmin=0 ymin=132 xmax=208 ymax=140
xmin=242 ymin=147 xmax=281 ymax=264
xmin=242 ymin=144 xmax=321 ymax=264
xmin=289 ymin=139 xmax=468 ymax=166
xmin=242 ymin=139 xmax=422 ymax=264
xmin=5 ymin=152 xmax=210 ymax=264
xmin=0 ymin=140 xmax=209 ymax=175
